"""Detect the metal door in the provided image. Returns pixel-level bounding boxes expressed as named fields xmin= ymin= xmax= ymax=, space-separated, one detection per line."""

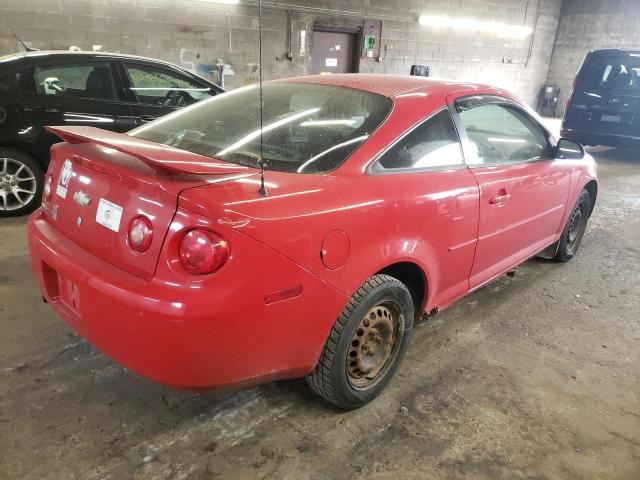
xmin=311 ymin=31 xmax=355 ymax=75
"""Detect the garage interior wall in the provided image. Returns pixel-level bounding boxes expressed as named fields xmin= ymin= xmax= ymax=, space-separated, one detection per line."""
xmin=546 ymin=0 xmax=640 ymax=116
xmin=0 ymin=0 xmax=562 ymax=106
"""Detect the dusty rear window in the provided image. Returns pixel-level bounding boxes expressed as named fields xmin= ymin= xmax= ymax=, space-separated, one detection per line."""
xmin=582 ymin=56 xmax=640 ymax=91
xmin=129 ymin=82 xmax=392 ymax=173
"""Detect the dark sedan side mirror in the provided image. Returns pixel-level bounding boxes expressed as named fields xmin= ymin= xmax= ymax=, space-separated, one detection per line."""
xmin=555 ymin=138 xmax=585 ymax=160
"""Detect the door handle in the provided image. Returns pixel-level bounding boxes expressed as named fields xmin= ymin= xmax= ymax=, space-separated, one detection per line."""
xmin=23 ymin=106 xmax=61 ymax=113
xmin=489 ymin=193 xmax=511 ymax=205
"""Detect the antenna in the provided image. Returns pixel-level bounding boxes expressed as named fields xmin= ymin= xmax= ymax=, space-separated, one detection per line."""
xmin=257 ymin=0 xmax=268 ymax=196
xmin=10 ymin=30 xmax=37 ymax=52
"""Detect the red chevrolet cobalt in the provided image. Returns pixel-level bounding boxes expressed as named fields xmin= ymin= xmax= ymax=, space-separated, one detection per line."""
xmin=28 ymin=75 xmax=597 ymax=409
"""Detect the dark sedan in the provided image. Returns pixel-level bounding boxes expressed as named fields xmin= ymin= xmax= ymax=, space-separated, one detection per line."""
xmin=0 ymin=50 xmax=223 ymax=216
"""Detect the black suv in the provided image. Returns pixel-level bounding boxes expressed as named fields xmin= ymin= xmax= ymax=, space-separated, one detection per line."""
xmin=0 ymin=51 xmax=223 ymax=216
xmin=562 ymin=49 xmax=640 ymax=149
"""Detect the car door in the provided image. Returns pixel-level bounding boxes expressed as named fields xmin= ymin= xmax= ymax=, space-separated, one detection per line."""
xmin=119 ymin=61 xmax=219 ymax=125
xmin=368 ymin=108 xmax=480 ymax=308
xmin=0 ymin=66 xmax=29 ymax=146
xmin=449 ymin=94 xmax=571 ymax=290
xmin=18 ymin=57 xmax=137 ymax=160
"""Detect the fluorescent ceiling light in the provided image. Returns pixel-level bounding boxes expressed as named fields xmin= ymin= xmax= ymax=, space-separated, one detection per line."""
xmin=487 ymin=137 xmax=526 ymax=143
xmin=418 ymin=15 xmax=533 ymax=39
xmin=217 ymin=108 xmax=320 ymax=156
xmin=300 ymin=119 xmax=357 ymax=127
xmin=196 ymin=0 xmax=239 ymax=4
xmin=297 ymin=135 xmax=368 ymax=173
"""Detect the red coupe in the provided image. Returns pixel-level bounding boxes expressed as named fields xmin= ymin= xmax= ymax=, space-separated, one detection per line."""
xmin=28 ymin=75 xmax=598 ymax=409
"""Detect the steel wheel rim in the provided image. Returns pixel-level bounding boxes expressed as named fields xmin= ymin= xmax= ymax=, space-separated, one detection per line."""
xmin=566 ymin=199 xmax=586 ymax=254
xmin=0 ymin=157 xmax=37 ymax=211
xmin=346 ymin=301 xmax=404 ymax=390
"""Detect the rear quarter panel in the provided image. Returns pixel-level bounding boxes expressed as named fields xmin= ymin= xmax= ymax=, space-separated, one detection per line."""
xmin=180 ymin=91 xmax=481 ymax=313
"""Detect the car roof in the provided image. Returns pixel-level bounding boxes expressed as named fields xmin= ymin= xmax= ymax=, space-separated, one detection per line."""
xmin=0 ymin=50 xmax=188 ymax=69
xmin=588 ymin=48 xmax=640 ymax=57
xmin=275 ymin=74 xmax=492 ymax=98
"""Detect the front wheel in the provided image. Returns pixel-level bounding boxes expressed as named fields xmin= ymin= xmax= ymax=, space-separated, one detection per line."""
xmin=554 ymin=189 xmax=591 ymax=262
xmin=306 ymin=274 xmax=414 ymax=409
xmin=0 ymin=149 xmax=44 ymax=217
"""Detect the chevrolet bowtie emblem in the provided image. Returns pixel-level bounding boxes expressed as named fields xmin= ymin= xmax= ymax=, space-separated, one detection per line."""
xmin=73 ymin=190 xmax=91 ymax=207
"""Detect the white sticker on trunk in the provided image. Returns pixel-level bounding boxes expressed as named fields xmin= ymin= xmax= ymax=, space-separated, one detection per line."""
xmin=57 ymin=159 xmax=73 ymax=198
xmin=96 ymin=198 xmax=123 ymax=232
xmin=325 ymin=57 xmax=338 ymax=67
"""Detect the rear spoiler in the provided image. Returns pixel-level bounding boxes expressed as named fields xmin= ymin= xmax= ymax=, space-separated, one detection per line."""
xmin=45 ymin=126 xmax=250 ymax=175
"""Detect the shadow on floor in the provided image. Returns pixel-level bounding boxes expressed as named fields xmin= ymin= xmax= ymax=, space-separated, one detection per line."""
xmin=587 ymin=146 xmax=640 ymax=166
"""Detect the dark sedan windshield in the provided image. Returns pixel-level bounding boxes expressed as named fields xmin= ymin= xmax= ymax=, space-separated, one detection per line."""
xmin=129 ymin=82 xmax=392 ymax=173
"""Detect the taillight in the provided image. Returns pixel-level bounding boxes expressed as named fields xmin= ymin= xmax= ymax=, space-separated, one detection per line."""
xmin=128 ymin=216 xmax=153 ymax=252
xmin=43 ymin=175 xmax=53 ymax=202
xmin=179 ymin=229 xmax=229 ymax=274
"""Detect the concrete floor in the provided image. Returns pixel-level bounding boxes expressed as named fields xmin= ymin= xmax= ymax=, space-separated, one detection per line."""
xmin=1 ymin=132 xmax=639 ymax=478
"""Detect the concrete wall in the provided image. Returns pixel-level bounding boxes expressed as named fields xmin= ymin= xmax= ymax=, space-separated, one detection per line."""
xmin=547 ymin=0 xmax=640 ymax=115
xmin=0 ymin=0 xmax=563 ymax=106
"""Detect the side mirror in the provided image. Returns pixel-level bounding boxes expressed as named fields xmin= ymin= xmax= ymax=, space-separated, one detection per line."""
xmin=555 ymin=138 xmax=585 ymax=160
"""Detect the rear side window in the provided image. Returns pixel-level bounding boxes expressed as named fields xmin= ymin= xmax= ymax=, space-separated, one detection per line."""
xmin=582 ymin=56 xmax=640 ymax=91
xmin=33 ymin=63 xmax=118 ymax=101
xmin=0 ymin=69 xmax=25 ymax=91
xmin=459 ymin=103 xmax=551 ymax=165
xmin=373 ymin=109 xmax=463 ymax=171
xmin=124 ymin=63 xmax=214 ymax=107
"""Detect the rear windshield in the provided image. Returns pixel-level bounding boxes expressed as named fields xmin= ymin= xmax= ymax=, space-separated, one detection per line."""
xmin=581 ymin=55 xmax=640 ymax=91
xmin=129 ymin=82 xmax=392 ymax=173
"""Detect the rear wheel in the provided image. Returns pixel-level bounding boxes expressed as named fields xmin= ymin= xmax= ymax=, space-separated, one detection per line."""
xmin=0 ymin=149 xmax=44 ymax=217
xmin=554 ymin=189 xmax=591 ymax=262
xmin=306 ymin=274 xmax=414 ymax=409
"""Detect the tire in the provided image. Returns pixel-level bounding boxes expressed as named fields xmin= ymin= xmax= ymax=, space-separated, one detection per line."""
xmin=553 ymin=189 xmax=591 ymax=262
xmin=0 ymin=149 xmax=44 ymax=217
xmin=306 ymin=274 xmax=414 ymax=409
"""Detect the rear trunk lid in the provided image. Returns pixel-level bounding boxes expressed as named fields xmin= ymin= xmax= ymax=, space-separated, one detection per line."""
xmin=566 ymin=51 xmax=640 ymax=137
xmin=43 ymin=126 xmax=257 ymax=280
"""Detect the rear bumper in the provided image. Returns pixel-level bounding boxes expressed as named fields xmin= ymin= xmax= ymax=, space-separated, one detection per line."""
xmin=28 ymin=209 xmax=347 ymax=390
xmin=561 ymin=127 xmax=640 ymax=149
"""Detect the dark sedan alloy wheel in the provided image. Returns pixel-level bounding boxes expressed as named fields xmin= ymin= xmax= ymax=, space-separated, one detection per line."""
xmin=0 ymin=157 xmax=38 ymax=212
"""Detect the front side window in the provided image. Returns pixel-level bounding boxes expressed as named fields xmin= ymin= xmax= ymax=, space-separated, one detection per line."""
xmin=33 ymin=63 xmax=117 ymax=101
xmin=458 ymin=103 xmax=551 ymax=165
xmin=373 ymin=109 xmax=463 ymax=171
xmin=125 ymin=63 xmax=214 ymax=107
xmin=129 ymin=82 xmax=392 ymax=174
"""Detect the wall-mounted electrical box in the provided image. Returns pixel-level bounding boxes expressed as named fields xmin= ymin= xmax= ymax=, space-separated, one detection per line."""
xmin=362 ymin=19 xmax=382 ymax=59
